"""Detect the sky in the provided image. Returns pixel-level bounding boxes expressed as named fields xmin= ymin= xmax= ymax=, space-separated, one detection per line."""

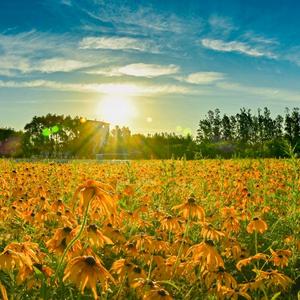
xmin=1 ymin=0 xmax=300 ymax=135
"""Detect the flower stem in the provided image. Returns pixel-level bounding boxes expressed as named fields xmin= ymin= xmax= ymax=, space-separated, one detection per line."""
xmin=172 ymin=218 xmax=190 ymax=277
xmin=54 ymin=200 xmax=91 ymax=280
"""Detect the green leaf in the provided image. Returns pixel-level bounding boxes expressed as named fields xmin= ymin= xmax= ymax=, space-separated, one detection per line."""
xmin=271 ymin=292 xmax=281 ymax=300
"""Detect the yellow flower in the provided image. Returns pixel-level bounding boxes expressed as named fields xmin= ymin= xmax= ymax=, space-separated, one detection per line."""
xmin=200 ymin=222 xmax=225 ymax=242
xmin=216 ymin=284 xmax=251 ymax=300
xmin=143 ymin=288 xmax=173 ymax=300
xmin=72 ymin=180 xmax=116 ymax=216
xmin=202 ymin=266 xmax=237 ymax=289
xmin=236 ymin=253 xmax=268 ymax=271
xmin=172 ymin=196 xmax=205 ymax=220
xmin=270 ymin=249 xmax=292 ymax=268
xmin=63 ymin=255 xmax=114 ymax=299
xmin=254 ymin=269 xmax=294 ymax=290
xmin=0 ymin=280 xmax=8 ymax=300
xmin=246 ymin=217 xmax=268 ymax=234
xmin=187 ymin=240 xmax=224 ymax=271
xmin=0 ymin=249 xmax=30 ymax=271
xmin=160 ymin=215 xmax=182 ymax=233
xmin=46 ymin=227 xmax=81 ymax=257
xmin=86 ymin=224 xmax=113 ymax=248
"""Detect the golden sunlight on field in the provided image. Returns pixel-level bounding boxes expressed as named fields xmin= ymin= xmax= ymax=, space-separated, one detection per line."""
xmin=0 ymin=159 xmax=299 ymax=299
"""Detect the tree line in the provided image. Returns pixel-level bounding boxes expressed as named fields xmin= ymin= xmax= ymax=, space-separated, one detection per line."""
xmin=0 ymin=108 xmax=299 ymax=159
xmin=196 ymin=107 xmax=300 ymax=158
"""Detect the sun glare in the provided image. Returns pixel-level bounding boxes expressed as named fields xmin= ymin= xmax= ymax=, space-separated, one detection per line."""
xmin=98 ymin=95 xmax=136 ymax=126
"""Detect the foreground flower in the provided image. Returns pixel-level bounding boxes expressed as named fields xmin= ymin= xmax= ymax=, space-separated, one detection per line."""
xmin=201 ymin=222 xmax=225 ymax=242
xmin=0 ymin=249 xmax=30 ymax=271
xmin=143 ymin=288 xmax=173 ymax=300
xmin=236 ymin=253 xmax=268 ymax=271
xmin=0 ymin=280 xmax=8 ymax=300
xmin=86 ymin=224 xmax=113 ymax=248
xmin=216 ymin=284 xmax=251 ymax=300
xmin=270 ymin=249 xmax=292 ymax=268
xmin=160 ymin=215 xmax=182 ymax=233
xmin=63 ymin=256 xmax=114 ymax=299
xmin=4 ymin=242 xmax=42 ymax=265
xmin=202 ymin=266 xmax=237 ymax=289
xmin=254 ymin=269 xmax=294 ymax=290
xmin=172 ymin=196 xmax=205 ymax=220
xmin=16 ymin=263 xmax=53 ymax=288
xmin=46 ymin=227 xmax=81 ymax=257
xmin=246 ymin=217 xmax=268 ymax=234
xmin=72 ymin=180 xmax=116 ymax=216
xmin=187 ymin=240 xmax=224 ymax=271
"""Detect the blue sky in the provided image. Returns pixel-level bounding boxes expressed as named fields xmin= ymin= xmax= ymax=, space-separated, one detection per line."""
xmin=1 ymin=0 xmax=300 ymax=134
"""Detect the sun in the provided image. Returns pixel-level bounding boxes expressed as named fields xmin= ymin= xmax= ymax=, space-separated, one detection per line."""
xmin=98 ymin=95 xmax=136 ymax=126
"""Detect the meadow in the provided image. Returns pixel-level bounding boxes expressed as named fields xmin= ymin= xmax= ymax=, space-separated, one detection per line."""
xmin=0 ymin=158 xmax=299 ymax=299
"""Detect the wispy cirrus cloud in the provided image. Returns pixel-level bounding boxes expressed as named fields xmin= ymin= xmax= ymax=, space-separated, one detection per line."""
xmin=81 ymin=4 xmax=200 ymax=35
xmin=0 ymin=55 xmax=93 ymax=75
xmin=201 ymin=38 xmax=277 ymax=59
xmin=61 ymin=0 xmax=72 ymax=6
xmin=177 ymin=72 xmax=225 ymax=84
xmin=85 ymin=63 xmax=179 ymax=78
xmin=78 ymin=36 xmax=159 ymax=53
xmin=0 ymin=79 xmax=190 ymax=96
xmin=242 ymin=31 xmax=279 ymax=45
xmin=0 ymin=31 xmax=123 ymax=76
xmin=208 ymin=15 xmax=237 ymax=35
xmin=0 ymin=31 xmax=86 ymax=75
xmin=33 ymin=58 xmax=92 ymax=73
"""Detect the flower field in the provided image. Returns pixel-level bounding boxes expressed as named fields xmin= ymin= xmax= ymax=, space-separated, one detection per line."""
xmin=0 ymin=159 xmax=299 ymax=299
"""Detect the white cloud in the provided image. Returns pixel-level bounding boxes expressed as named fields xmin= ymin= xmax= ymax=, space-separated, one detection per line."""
xmin=242 ymin=31 xmax=279 ymax=45
xmin=82 ymin=5 xmax=198 ymax=35
xmin=0 ymin=80 xmax=190 ymax=96
xmin=208 ymin=15 xmax=237 ymax=34
xmin=85 ymin=63 xmax=179 ymax=78
xmin=201 ymin=38 xmax=277 ymax=59
xmin=117 ymin=63 xmax=179 ymax=78
xmin=0 ymin=31 xmax=94 ymax=75
xmin=33 ymin=58 xmax=92 ymax=73
xmin=79 ymin=36 xmax=158 ymax=52
xmin=0 ymin=56 xmax=92 ymax=75
xmin=61 ymin=0 xmax=72 ymax=6
xmin=177 ymin=72 xmax=225 ymax=84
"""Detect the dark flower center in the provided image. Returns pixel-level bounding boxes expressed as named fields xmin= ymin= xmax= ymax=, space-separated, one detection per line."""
xmin=88 ymin=224 xmax=98 ymax=232
xmin=253 ymin=217 xmax=259 ymax=221
xmin=145 ymin=279 xmax=155 ymax=287
xmin=63 ymin=227 xmax=72 ymax=233
xmin=85 ymin=256 xmax=96 ymax=266
xmin=127 ymin=243 xmax=135 ymax=249
xmin=61 ymin=238 xmax=67 ymax=248
xmin=33 ymin=263 xmax=43 ymax=271
xmin=205 ymin=240 xmax=215 ymax=246
xmin=133 ymin=266 xmax=141 ymax=273
xmin=188 ymin=198 xmax=196 ymax=204
xmin=158 ymin=289 xmax=167 ymax=296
